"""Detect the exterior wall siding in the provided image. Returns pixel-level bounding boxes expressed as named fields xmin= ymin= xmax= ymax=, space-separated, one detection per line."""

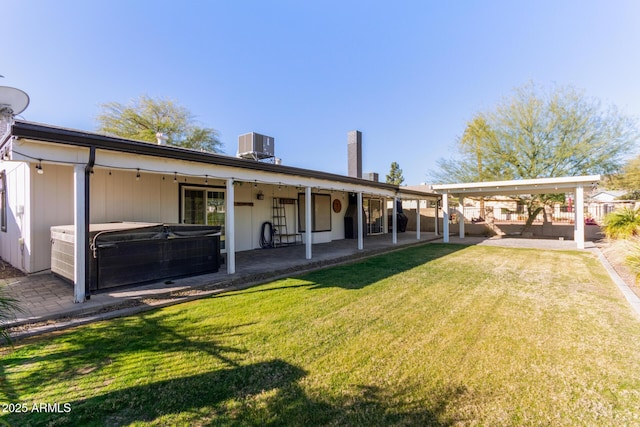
xmin=1 ymin=162 xmax=30 ymax=272
xmin=90 ymin=168 xmax=179 ymax=224
xmin=31 ymin=163 xmax=74 ymax=273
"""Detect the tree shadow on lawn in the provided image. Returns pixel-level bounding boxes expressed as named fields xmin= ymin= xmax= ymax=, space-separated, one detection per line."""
xmin=298 ymin=243 xmax=468 ymax=291
xmin=0 ymin=310 xmax=251 ymax=403
xmin=216 ymin=243 xmax=469 ymax=299
xmin=6 ymin=359 xmax=466 ymax=426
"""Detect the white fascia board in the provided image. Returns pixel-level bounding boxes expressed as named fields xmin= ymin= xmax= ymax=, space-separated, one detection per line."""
xmin=94 ymin=149 xmax=399 ymax=198
xmin=432 ymin=175 xmax=601 ymax=196
xmin=11 ymin=138 xmax=91 ymax=165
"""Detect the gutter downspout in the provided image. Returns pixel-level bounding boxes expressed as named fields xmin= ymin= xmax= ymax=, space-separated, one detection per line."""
xmin=84 ymin=146 xmax=95 ymax=300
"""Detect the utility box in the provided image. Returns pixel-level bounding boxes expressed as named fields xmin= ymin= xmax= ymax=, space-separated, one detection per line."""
xmin=238 ymin=132 xmax=275 ymax=160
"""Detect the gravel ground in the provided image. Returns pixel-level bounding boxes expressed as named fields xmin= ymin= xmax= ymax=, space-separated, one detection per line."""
xmin=597 ymin=239 xmax=638 ymax=297
xmin=0 ymin=260 xmax=24 ymax=280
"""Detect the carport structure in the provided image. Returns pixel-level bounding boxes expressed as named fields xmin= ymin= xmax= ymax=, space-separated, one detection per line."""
xmin=432 ymin=175 xmax=601 ymax=249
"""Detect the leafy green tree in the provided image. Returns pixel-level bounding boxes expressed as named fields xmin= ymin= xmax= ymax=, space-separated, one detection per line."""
xmin=433 ymin=83 xmax=639 ymax=225
xmin=386 ymin=162 xmax=405 ymax=185
xmin=461 ymin=114 xmax=495 ymax=214
xmin=97 ymin=95 xmax=223 ymax=153
xmin=435 ymin=83 xmax=637 ymax=183
xmin=609 ymin=155 xmax=640 ymax=199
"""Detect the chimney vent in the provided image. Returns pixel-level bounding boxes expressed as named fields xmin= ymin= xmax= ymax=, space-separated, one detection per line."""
xmin=347 ymin=130 xmax=362 ymax=178
xmin=364 ymin=172 xmax=379 ymax=182
xmin=156 ymin=132 xmax=168 ymax=145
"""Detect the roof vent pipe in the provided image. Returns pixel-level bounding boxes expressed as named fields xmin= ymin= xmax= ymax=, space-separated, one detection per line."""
xmin=156 ymin=132 xmax=168 ymax=145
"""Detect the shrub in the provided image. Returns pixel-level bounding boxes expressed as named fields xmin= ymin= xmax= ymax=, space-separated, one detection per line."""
xmin=603 ymin=207 xmax=640 ymax=239
xmin=0 ymin=286 xmax=20 ymax=345
xmin=627 ymin=237 xmax=640 ymax=283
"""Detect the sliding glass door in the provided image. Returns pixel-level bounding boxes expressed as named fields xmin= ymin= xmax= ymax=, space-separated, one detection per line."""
xmin=182 ymin=186 xmax=226 ymax=249
xmin=364 ymin=198 xmax=384 ymax=235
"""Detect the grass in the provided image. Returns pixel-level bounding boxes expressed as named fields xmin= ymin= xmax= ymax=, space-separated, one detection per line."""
xmin=2 ymin=243 xmax=640 ymax=426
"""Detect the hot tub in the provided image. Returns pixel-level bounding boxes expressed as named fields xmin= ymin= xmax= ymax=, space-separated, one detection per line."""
xmin=51 ymin=222 xmax=221 ymax=290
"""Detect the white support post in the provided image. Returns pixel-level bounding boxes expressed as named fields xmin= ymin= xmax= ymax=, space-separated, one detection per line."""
xmin=226 ymin=179 xmax=236 ymax=274
xmin=416 ymin=199 xmax=421 ymax=240
xmin=434 ymin=199 xmax=439 ymax=236
xmin=73 ymin=165 xmax=86 ymax=303
xmin=383 ymin=199 xmax=388 ymax=234
xmin=305 ymin=186 xmax=312 ymax=259
xmin=575 ymin=184 xmax=585 ymax=249
xmin=458 ymin=196 xmax=465 ymax=238
xmin=357 ymin=192 xmax=364 ymax=250
xmin=392 ymin=196 xmax=398 ymax=244
xmin=442 ymin=193 xmax=449 ymax=243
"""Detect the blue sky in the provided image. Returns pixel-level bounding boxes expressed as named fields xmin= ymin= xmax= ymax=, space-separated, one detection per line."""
xmin=3 ymin=1 xmax=640 ymax=185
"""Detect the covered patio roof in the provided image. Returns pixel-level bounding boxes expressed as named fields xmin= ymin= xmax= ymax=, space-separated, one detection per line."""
xmin=2 ymin=120 xmax=439 ymax=303
xmin=432 ymin=175 xmax=601 ymax=197
xmin=2 ymin=120 xmax=438 ymax=201
xmin=432 ymin=175 xmax=602 ymax=249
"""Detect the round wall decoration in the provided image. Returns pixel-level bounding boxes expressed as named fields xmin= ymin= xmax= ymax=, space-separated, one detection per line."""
xmin=332 ymin=198 xmax=342 ymax=213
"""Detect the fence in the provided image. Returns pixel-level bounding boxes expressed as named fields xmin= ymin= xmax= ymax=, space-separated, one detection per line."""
xmin=458 ymin=203 xmax=623 ymax=225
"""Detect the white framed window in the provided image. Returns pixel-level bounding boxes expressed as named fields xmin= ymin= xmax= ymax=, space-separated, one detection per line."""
xmin=298 ymin=193 xmax=331 ymax=232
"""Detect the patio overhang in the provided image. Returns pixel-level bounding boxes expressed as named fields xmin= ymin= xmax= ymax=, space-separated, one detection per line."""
xmin=432 ymin=175 xmax=602 ymax=249
xmin=2 ymin=120 xmax=440 ymax=302
xmin=432 ymin=175 xmax=601 ymax=197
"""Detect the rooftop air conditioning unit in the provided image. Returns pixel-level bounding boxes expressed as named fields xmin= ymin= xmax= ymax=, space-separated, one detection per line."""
xmin=238 ymin=132 xmax=275 ymax=161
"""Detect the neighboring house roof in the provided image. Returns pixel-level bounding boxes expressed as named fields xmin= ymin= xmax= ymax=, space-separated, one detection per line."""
xmin=2 ymin=120 xmax=437 ymax=199
xmin=590 ymin=190 xmax=627 ymax=201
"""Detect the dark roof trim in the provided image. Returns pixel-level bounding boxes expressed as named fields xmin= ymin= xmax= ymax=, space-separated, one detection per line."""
xmin=9 ymin=121 xmax=380 ymax=187
xmin=9 ymin=120 xmax=438 ymax=198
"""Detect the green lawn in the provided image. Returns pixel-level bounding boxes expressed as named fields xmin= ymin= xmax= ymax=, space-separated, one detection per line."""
xmin=2 ymin=243 xmax=640 ymax=426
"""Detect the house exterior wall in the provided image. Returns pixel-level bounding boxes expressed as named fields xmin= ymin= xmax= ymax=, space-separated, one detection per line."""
xmin=0 ymin=162 xmax=77 ymax=274
xmin=2 ymin=161 xmax=357 ymax=273
xmin=1 ymin=162 xmax=31 ymax=272
xmin=4 ymin=135 xmax=424 ymax=274
xmin=238 ymin=185 xmax=347 ymax=248
xmin=31 ymin=163 xmax=76 ymax=273
xmin=90 ymin=168 xmax=180 ymax=224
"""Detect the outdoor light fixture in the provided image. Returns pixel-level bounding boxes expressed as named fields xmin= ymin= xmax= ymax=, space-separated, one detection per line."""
xmin=256 ymin=190 xmax=264 ymax=200
xmin=173 ymin=172 xmax=178 ymax=183
xmin=205 ymin=174 xmax=209 ymax=184
xmin=36 ymin=160 xmax=44 ymax=175
xmin=136 ymin=169 xmax=140 ymax=181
